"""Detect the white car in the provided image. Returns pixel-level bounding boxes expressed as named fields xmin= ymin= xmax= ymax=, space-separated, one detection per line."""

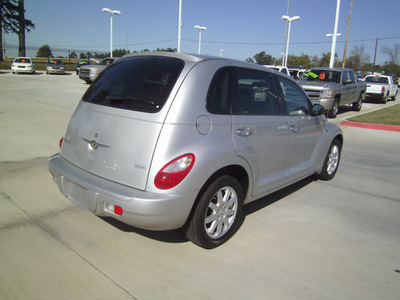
xmin=263 ymin=65 xmax=290 ymax=76
xmin=11 ymin=57 xmax=35 ymax=74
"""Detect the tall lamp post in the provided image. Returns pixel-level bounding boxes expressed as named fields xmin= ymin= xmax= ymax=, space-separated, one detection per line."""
xmin=329 ymin=0 xmax=341 ymax=68
xmin=326 ymin=33 xmax=342 ymax=67
xmin=281 ymin=15 xmax=300 ymax=67
xmin=102 ymin=7 xmax=121 ymax=58
xmin=194 ymin=25 xmax=207 ymax=54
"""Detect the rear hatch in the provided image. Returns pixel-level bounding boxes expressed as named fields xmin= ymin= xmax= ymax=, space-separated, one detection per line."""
xmin=60 ymin=56 xmax=185 ymax=190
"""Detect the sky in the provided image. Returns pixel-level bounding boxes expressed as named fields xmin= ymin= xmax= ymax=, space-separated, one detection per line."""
xmin=4 ymin=0 xmax=400 ymax=66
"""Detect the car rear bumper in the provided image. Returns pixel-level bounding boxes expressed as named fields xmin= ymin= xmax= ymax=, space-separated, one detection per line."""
xmin=49 ymin=154 xmax=196 ymax=231
xmin=366 ymin=93 xmax=385 ymax=99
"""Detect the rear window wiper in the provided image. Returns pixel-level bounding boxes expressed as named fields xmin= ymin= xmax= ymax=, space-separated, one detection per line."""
xmin=106 ymin=96 xmax=155 ymax=106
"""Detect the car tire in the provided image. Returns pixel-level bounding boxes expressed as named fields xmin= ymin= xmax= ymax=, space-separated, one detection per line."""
xmin=185 ymin=175 xmax=244 ymax=249
xmin=352 ymin=95 xmax=362 ymax=111
xmin=328 ymin=98 xmax=339 ymax=118
xmin=317 ymin=138 xmax=341 ymax=181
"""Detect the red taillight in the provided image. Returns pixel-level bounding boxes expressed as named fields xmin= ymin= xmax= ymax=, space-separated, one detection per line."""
xmin=381 ymin=86 xmax=385 ymax=93
xmin=154 ymin=154 xmax=195 ymax=190
xmin=59 ymin=137 xmax=64 ymax=148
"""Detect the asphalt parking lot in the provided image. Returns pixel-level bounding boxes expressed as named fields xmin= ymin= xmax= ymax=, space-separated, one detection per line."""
xmin=1 ymin=70 xmax=400 ymax=300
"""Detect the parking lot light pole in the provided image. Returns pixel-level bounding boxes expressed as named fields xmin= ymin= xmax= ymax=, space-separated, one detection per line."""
xmin=329 ymin=0 xmax=341 ymax=68
xmin=194 ymin=25 xmax=207 ymax=54
xmin=102 ymin=8 xmax=121 ymax=58
xmin=281 ymin=15 xmax=300 ymax=67
xmin=326 ymin=33 xmax=342 ymax=67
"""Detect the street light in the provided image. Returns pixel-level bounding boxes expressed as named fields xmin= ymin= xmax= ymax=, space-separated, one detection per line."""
xmin=326 ymin=33 xmax=341 ymax=68
xmin=102 ymin=7 xmax=121 ymax=58
xmin=194 ymin=25 xmax=207 ymax=54
xmin=329 ymin=0 xmax=341 ymax=68
xmin=281 ymin=15 xmax=300 ymax=67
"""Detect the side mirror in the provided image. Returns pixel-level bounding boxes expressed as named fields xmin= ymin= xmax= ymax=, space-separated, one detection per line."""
xmin=312 ymin=104 xmax=325 ymax=116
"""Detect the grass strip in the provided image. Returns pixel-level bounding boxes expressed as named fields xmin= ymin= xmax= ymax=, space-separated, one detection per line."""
xmin=348 ymin=102 xmax=400 ymax=125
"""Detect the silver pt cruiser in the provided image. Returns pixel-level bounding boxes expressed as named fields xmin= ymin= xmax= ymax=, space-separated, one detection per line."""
xmin=49 ymin=52 xmax=343 ymax=249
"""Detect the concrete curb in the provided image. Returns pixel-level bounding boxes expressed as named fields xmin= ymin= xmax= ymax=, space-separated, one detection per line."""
xmin=341 ymin=120 xmax=400 ymax=132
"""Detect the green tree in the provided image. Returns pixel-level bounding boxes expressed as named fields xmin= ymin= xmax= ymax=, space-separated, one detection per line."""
xmin=69 ymin=51 xmax=77 ymax=59
xmin=36 ymin=44 xmax=53 ymax=57
xmin=0 ymin=0 xmax=34 ymax=60
xmin=381 ymin=44 xmax=400 ymax=75
xmin=112 ymin=48 xmax=130 ymax=57
xmin=250 ymin=51 xmax=274 ymax=65
xmin=345 ymin=44 xmax=370 ymax=71
xmin=286 ymin=53 xmax=312 ymax=68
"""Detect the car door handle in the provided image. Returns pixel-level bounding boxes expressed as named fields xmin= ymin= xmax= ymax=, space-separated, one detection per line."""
xmin=236 ymin=127 xmax=253 ymax=136
xmin=290 ymin=125 xmax=299 ymax=133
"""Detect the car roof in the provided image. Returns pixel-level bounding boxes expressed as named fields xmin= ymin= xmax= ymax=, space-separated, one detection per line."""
xmin=121 ymin=51 xmax=281 ymax=75
xmin=306 ymin=67 xmax=352 ymax=72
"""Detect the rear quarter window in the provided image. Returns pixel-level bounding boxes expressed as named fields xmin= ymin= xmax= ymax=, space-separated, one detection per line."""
xmin=82 ymin=56 xmax=185 ymax=113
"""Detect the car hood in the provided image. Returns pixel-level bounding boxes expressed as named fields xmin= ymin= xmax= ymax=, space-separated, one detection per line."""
xmin=298 ymin=80 xmax=340 ymax=90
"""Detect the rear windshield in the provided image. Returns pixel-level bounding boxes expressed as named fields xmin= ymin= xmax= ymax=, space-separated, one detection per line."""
xmin=48 ymin=59 xmax=63 ymax=65
xmin=82 ymin=56 xmax=184 ymax=113
xmin=365 ymin=76 xmax=389 ymax=84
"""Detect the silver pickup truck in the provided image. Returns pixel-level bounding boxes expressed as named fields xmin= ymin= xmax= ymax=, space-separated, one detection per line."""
xmin=298 ymin=67 xmax=366 ymax=118
xmin=78 ymin=57 xmax=116 ymax=83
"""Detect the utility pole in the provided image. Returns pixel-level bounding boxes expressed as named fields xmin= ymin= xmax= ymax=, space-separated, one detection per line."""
xmin=342 ymin=0 xmax=353 ymax=68
xmin=373 ymin=38 xmax=378 ymax=74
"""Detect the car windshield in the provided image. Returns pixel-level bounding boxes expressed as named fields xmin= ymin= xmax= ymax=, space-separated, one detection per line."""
xmin=82 ymin=56 xmax=185 ymax=113
xmin=100 ymin=59 xmax=115 ymax=65
xmin=299 ymin=69 xmax=341 ymax=83
xmin=15 ymin=58 xmax=31 ymax=63
xmin=365 ymin=76 xmax=389 ymax=84
xmin=48 ymin=59 xmax=63 ymax=65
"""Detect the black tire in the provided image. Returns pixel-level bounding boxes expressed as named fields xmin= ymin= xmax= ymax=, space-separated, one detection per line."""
xmin=352 ymin=95 xmax=363 ymax=111
xmin=185 ymin=175 xmax=244 ymax=249
xmin=317 ymin=139 xmax=341 ymax=181
xmin=328 ymin=99 xmax=339 ymax=118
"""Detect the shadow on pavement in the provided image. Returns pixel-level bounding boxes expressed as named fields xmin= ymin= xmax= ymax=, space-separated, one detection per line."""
xmin=99 ymin=176 xmax=316 ymax=245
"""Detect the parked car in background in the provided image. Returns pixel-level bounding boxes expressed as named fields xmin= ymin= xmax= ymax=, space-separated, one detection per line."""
xmin=298 ymin=68 xmax=366 ymax=118
xmin=289 ymin=68 xmax=305 ymax=80
xmin=263 ymin=65 xmax=290 ymax=76
xmin=78 ymin=57 xmax=116 ymax=83
xmin=11 ymin=57 xmax=35 ymax=74
xmin=76 ymin=60 xmax=91 ymax=75
xmin=46 ymin=59 xmax=66 ymax=75
xmin=49 ymin=52 xmax=343 ymax=249
xmin=364 ymin=74 xmax=398 ymax=103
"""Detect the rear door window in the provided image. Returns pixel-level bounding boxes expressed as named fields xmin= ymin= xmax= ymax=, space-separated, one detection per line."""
xmin=234 ymin=68 xmax=280 ymax=115
xmin=82 ymin=56 xmax=185 ymax=113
